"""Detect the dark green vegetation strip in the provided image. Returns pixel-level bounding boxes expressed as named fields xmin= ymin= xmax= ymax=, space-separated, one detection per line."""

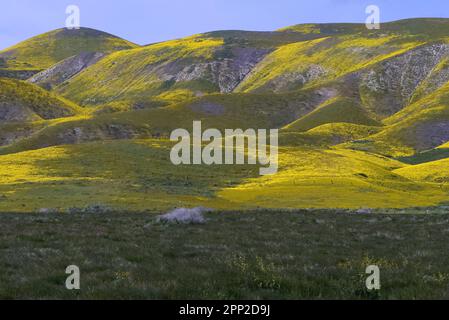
xmin=0 ymin=210 xmax=448 ymax=299
xmin=398 ymin=147 xmax=449 ymax=165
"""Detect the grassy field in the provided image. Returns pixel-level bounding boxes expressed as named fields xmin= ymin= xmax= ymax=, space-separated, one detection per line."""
xmin=0 ymin=138 xmax=448 ymax=212
xmin=0 ymin=209 xmax=448 ymax=299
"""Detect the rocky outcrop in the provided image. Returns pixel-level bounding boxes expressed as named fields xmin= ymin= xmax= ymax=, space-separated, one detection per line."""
xmin=263 ymin=65 xmax=328 ymax=93
xmin=357 ymin=43 xmax=449 ymax=117
xmin=29 ymin=52 xmax=105 ymax=90
xmin=411 ymin=57 xmax=449 ymax=102
xmin=157 ymin=47 xmax=270 ymax=93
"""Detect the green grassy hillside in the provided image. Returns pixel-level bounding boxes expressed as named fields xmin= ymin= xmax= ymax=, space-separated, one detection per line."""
xmin=279 ymin=123 xmax=382 ymax=147
xmin=0 ymin=28 xmax=137 ymax=73
xmin=52 ymin=21 xmax=427 ymax=110
xmin=0 ymin=78 xmax=81 ymax=122
xmin=394 ymin=157 xmax=449 ymax=183
xmin=235 ymin=34 xmax=422 ymax=94
xmin=219 ymin=147 xmax=449 ymax=209
xmin=55 ymin=35 xmax=226 ymax=107
xmin=283 ymin=97 xmax=381 ymax=132
xmin=53 ymin=30 xmax=330 ymax=108
xmin=345 ymin=81 xmax=449 ymax=157
xmin=0 ymin=90 xmax=331 ymax=154
xmin=44 ymin=19 xmax=449 ymax=125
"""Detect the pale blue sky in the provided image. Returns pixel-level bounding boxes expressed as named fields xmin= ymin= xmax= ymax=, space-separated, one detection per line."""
xmin=1 ymin=0 xmax=449 ymax=49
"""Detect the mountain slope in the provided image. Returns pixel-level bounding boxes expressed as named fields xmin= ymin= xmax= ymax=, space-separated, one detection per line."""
xmin=53 ymin=25 xmax=406 ymax=109
xmin=51 ymin=19 xmax=449 ymax=121
xmin=54 ymin=34 xmax=276 ymax=108
xmin=29 ymin=52 xmax=106 ymax=90
xmin=0 ymin=28 xmax=137 ymax=78
xmin=0 ymin=78 xmax=81 ymax=122
xmin=235 ymin=34 xmax=422 ymax=94
xmin=283 ymin=97 xmax=381 ymax=132
xmin=345 ymin=80 xmax=449 ymax=157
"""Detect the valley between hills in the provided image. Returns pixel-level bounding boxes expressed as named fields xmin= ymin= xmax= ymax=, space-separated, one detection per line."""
xmin=2 ymin=19 xmax=449 ymax=212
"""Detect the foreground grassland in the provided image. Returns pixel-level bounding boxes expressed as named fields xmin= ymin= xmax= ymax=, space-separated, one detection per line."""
xmin=0 ymin=210 xmax=448 ymax=299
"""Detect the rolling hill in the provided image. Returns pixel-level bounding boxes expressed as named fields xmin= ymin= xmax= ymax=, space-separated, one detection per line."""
xmin=0 ymin=27 xmax=137 ymax=79
xmin=0 ymin=78 xmax=81 ymax=122
xmin=0 ymin=90 xmax=329 ymax=154
xmin=282 ymin=97 xmax=381 ymax=132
